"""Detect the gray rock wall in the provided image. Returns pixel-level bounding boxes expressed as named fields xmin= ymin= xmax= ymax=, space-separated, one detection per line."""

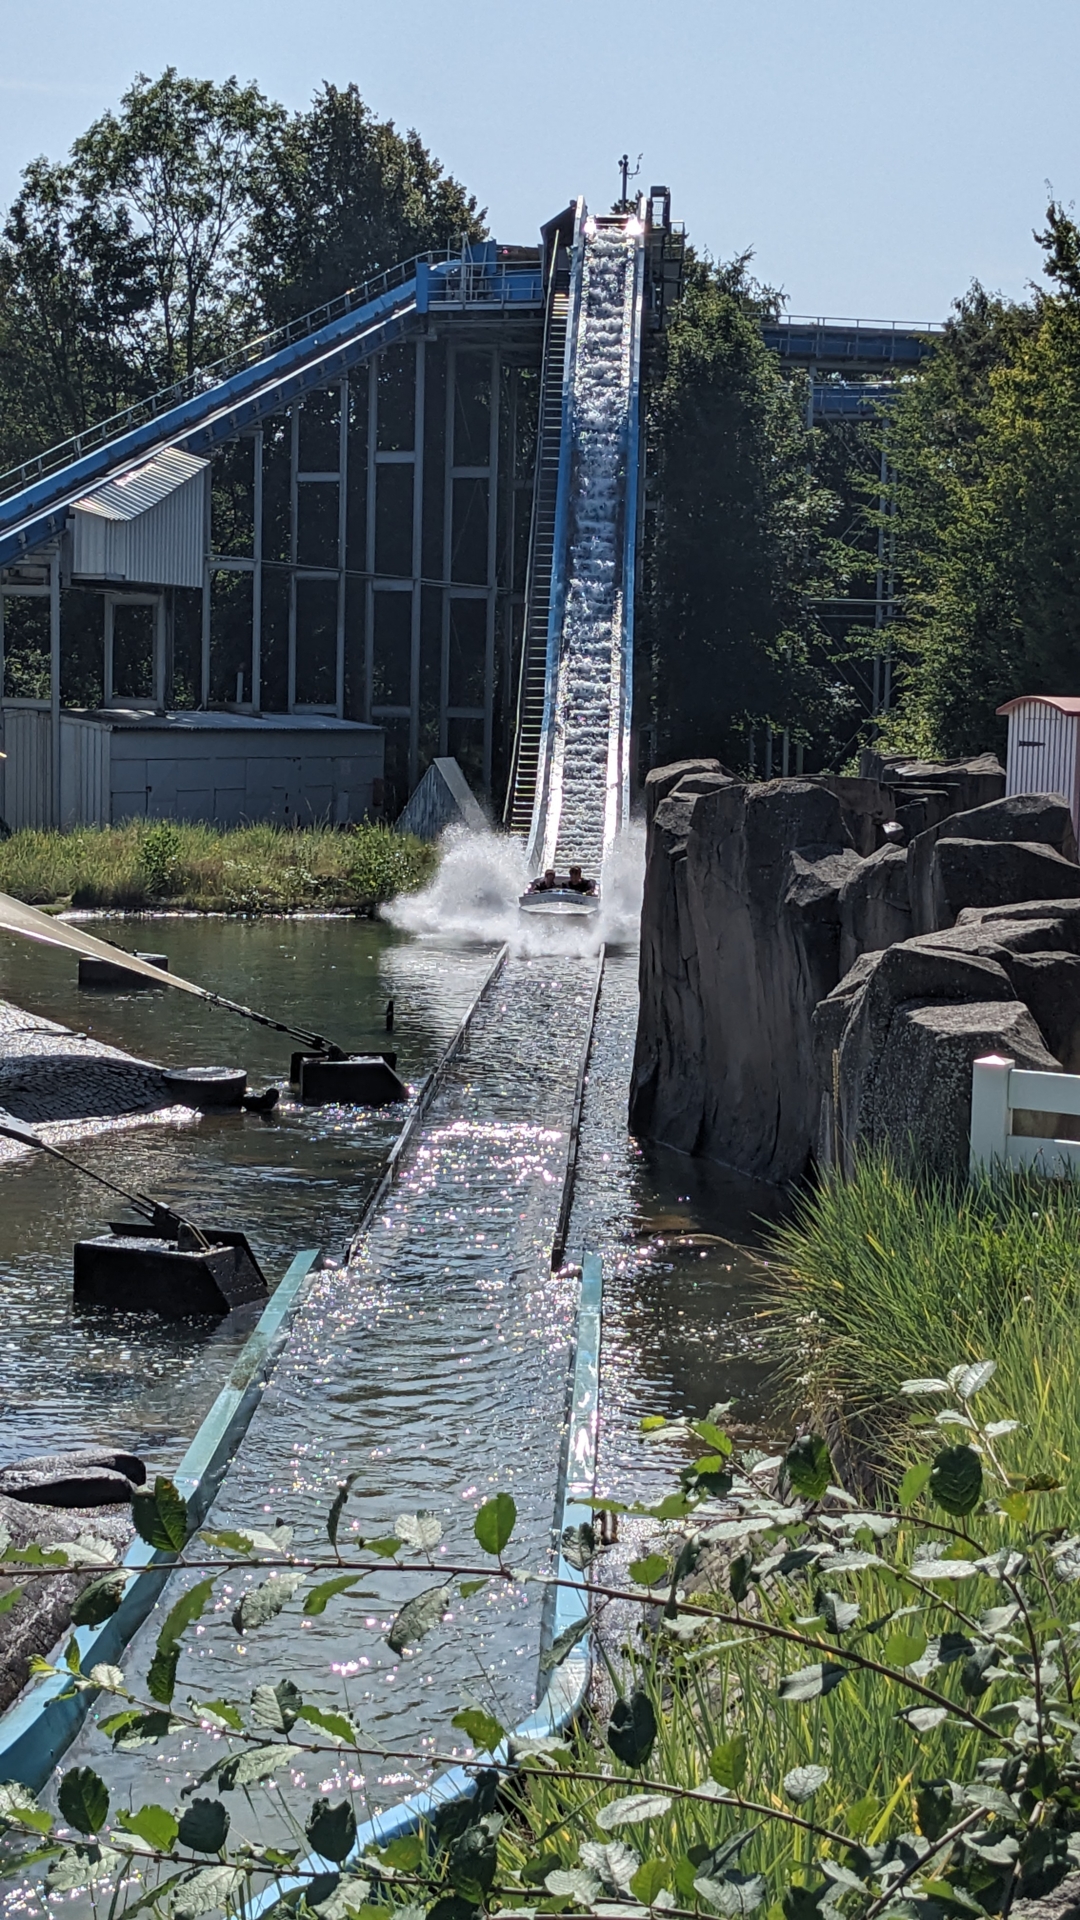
xmin=632 ymin=758 xmax=1080 ymax=1183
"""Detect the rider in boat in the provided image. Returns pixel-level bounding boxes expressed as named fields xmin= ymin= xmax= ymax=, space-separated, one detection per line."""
xmin=528 ymin=868 xmax=560 ymax=892
xmin=566 ymin=866 xmax=597 ymax=895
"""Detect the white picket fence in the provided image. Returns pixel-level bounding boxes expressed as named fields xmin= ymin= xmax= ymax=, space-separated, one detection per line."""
xmin=970 ymin=1053 xmax=1080 ymax=1175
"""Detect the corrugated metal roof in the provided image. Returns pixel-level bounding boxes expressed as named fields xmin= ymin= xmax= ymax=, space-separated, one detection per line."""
xmin=72 ymin=448 xmax=207 ymax=522
xmin=998 ymin=695 xmax=1080 ymax=716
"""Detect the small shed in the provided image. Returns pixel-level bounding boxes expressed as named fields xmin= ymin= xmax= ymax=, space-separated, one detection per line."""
xmin=1 ymin=707 xmax=384 ymax=831
xmin=997 ymin=696 xmax=1080 ymax=829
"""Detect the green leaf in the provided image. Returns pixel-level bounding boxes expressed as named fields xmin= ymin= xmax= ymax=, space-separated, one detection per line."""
xmin=116 ymin=1804 xmax=178 ymax=1852
xmin=607 ymin=1689 xmax=657 ymax=1768
xmin=883 ymin=1629 xmax=928 ymax=1667
xmin=70 ymin=1570 xmax=130 ymax=1628
xmin=0 ymin=1783 xmax=54 ymax=1834
xmin=58 ymin=1768 xmax=108 ymax=1836
xmin=251 ymin=1679 xmax=303 ymax=1731
xmin=560 ymin=1522 xmax=596 ymax=1570
xmin=692 ymin=1421 xmax=733 ymax=1455
xmin=361 ymin=1536 xmax=401 ymax=1558
xmin=0 ymin=1586 xmax=22 ymax=1617
xmin=954 ymin=1360 xmax=996 ymax=1399
xmin=930 ymin=1444 xmax=983 ymax=1516
xmin=173 ymin=1864 xmax=245 ymax=1917
xmin=709 ymin=1734 xmax=747 ymax=1790
xmin=306 ymin=1798 xmax=357 ymax=1865
xmin=458 ymin=1578 xmax=488 ymax=1599
xmin=157 ymin=1579 xmax=215 ymax=1652
xmin=631 ymin=1859 xmax=672 ymax=1905
xmin=629 ymin=1554 xmax=668 ymax=1587
xmin=379 ymin=1834 xmax=423 ymax=1870
xmin=783 ymin=1766 xmax=829 ymax=1803
xmin=327 ymin=1475 xmax=358 ymax=1551
xmin=539 ymin=1613 xmax=589 ymax=1670
xmin=898 ymin=1461 xmax=933 ymax=1508
xmin=777 ymin=1662 xmax=848 ymax=1701
xmin=387 ymin=1583 xmax=452 ymax=1655
xmin=817 ymin=1590 xmax=859 ymax=1634
xmin=784 ymin=1433 xmax=832 ymax=1501
xmin=597 ymin=1792 xmax=672 ymax=1830
xmin=395 ymin=1510 xmax=443 ymax=1553
xmin=146 ymin=1645 xmax=180 ymax=1708
xmin=451 ymin=1708 xmax=505 ymax=1753
xmin=232 ymin=1570 xmax=305 ymax=1633
xmin=846 ymin=1793 xmax=879 ymax=1838
xmin=640 ymin=1415 xmax=667 ymax=1432
xmin=87 ymin=1664 xmax=125 ymax=1692
xmin=296 ymin=1705 xmax=357 ymax=1745
xmin=304 ymin=1574 xmax=362 ymax=1616
xmin=447 ymin=1825 xmax=497 ymax=1898
xmin=131 ymin=1477 xmax=188 ymax=1553
xmin=103 ymin=1709 xmax=182 ymax=1750
xmin=177 ymin=1800 xmax=229 ymax=1855
xmin=216 ymin=1744 xmax=291 ymax=1792
xmin=474 ymin=1492 xmax=516 ymax=1557
xmin=190 ymin=1699 xmax=243 ymax=1732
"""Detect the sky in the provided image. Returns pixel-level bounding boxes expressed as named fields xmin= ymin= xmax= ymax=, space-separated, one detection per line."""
xmin=0 ymin=0 xmax=1078 ymax=321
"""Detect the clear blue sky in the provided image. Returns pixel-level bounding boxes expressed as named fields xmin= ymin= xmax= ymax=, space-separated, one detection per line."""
xmin=2 ymin=0 xmax=1078 ymax=321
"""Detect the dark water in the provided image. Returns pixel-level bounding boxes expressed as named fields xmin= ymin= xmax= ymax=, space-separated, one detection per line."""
xmin=0 ymin=917 xmax=787 ymax=1862
xmin=564 ymin=949 xmax=789 ymax=1502
xmin=0 ymin=918 xmax=496 ymax=1468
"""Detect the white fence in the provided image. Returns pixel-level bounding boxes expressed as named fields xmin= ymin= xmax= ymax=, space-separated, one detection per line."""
xmin=970 ymin=1054 xmax=1080 ymax=1175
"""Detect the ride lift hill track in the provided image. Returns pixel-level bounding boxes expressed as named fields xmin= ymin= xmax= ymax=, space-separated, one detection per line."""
xmin=0 ymin=189 xmax=935 ymax=854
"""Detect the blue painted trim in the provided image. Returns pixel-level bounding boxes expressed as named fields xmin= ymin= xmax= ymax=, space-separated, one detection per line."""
xmin=0 ymin=1248 xmax=319 ymax=1791
xmin=247 ymin=1251 xmax=603 ymax=1911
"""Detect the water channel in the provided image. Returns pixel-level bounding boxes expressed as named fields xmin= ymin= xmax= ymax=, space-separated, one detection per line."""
xmin=0 ymin=898 xmax=785 ymax=1852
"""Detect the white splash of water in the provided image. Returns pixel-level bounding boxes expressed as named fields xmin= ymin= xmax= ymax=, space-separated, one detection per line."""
xmin=385 ymin=825 xmax=643 ymax=957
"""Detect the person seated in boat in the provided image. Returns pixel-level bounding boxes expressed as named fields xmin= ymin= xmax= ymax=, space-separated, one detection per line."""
xmin=566 ymin=866 xmax=596 ymax=895
xmin=528 ymin=868 xmax=560 ymax=892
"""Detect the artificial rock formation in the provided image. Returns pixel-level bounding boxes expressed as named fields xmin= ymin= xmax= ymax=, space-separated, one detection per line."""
xmin=632 ymin=755 xmax=1080 ymax=1182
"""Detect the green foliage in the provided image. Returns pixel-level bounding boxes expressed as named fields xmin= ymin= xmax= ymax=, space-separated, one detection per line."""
xmin=0 ymin=821 xmax=436 ymax=911
xmin=131 ymin=1475 xmax=188 ymax=1552
xmin=879 ymin=203 xmax=1080 ymax=757
xmin=9 ymin=1346 xmax=1080 ymax=1919
xmin=473 ymin=1492 xmax=516 ymax=1558
xmin=645 ymin=255 xmax=841 ymax=771
xmin=0 ymin=71 xmax=483 ymax=470
xmin=766 ymin=1150 xmax=1080 ymax=1493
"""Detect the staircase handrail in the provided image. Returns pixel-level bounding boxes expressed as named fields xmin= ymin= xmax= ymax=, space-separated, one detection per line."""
xmin=0 ymin=249 xmax=460 ymax=503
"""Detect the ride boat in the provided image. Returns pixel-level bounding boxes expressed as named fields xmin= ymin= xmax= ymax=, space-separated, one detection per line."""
xmin=518 ymin=885 xmax=600 ymax=917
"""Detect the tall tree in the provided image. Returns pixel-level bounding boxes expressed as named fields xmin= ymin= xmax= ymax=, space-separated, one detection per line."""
xmin=644 ymin=256 xmax=840 ymax=770
xmin=247 ymin=83 xmax=486 ymax=324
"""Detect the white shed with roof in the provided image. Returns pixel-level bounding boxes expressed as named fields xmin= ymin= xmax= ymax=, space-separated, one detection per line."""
xmin=997 ymin=695 xmax=1080 ymax=829
xmin=69 ymin=448 xmax=209 ymax=589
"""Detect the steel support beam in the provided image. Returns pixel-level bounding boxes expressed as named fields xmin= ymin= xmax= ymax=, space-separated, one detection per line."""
xmin=409 ymin=342 xmax=425 ymax=787
xmin=364 ymin=358 xmax=378 ymax=723
xmin=287 ymin=404 xmax=299 ymax=711
xmin=49 ymin=549 xmax=60 ymax=826
xmin=251 ymin=429 xmax=263 ymax=712
xmin=484 ymin=348 xmax=500 ymax=793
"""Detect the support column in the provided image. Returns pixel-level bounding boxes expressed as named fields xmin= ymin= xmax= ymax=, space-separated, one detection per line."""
xmin=287 ymin=404 xmax=299 ymax=712
xmin=49 ymin=550 xmax=60 ymax=827
xmin=439 ymin=345 xmax=455 ymax=756
xmin=409 ymin=342 xmax=425 ymax=788
xmin=364 ymin=358 xmax=378 ymax=722
xmin=251 ymin=429 xmax=263 ymax=712
xmin=336 ymin=377 xmax=349 ymax=718
xmin=483 ymin=347 xmax=500 ymax=793
xmin=200 ymin=470 xmax=212 ymax=706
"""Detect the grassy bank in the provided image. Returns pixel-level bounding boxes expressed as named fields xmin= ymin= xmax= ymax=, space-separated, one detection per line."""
xmin=766 ymin=1151 xmax=1080 ymax=1495
xmin=0 ymin=819 xmax=437 ymax=912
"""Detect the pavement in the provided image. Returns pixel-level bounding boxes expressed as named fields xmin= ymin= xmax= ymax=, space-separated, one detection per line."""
xmin=0 ymin=996 xmax=192 ymax=1161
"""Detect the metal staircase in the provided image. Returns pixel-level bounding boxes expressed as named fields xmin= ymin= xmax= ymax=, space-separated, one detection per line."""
xmin=503 ymin=253 xmax=571 ymax=835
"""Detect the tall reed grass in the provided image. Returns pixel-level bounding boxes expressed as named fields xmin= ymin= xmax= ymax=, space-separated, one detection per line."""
xmin=766 ymin=1152 xmax=1080 ymax=1496
xmin=0 ymin=820 xmax=437 ymax=912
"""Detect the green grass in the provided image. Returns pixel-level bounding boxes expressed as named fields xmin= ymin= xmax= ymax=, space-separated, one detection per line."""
xmin=765 ymin=1151 xmax=1080 ymax=1497
xmin=0 ymin=819 xmax=438 ymax=913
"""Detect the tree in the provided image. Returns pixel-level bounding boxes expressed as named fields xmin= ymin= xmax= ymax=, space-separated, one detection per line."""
xmin=246 ymin=83 xmax=486 ymax=324
xmin=644 ymin=256 xmax=840 ymax=770
xmin=876 ymin=207 xmax=1080 ymax=760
